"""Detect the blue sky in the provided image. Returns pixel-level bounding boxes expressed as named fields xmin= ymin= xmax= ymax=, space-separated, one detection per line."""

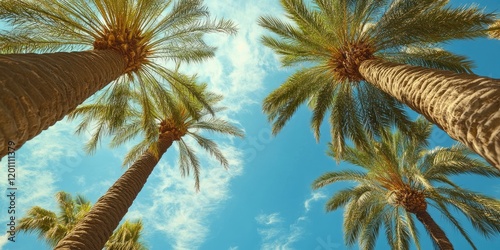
xmin=1 ymin=0 xmax=500 ymax=249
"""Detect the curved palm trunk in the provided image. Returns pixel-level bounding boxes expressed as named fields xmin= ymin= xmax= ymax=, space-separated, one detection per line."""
xmin=54 ymin=133 xmax=175 ymax=250
xmin=415 ymin=211 xmax=454 ymax=250
xmin=359 ymin=59 xmax=500 ymax=170
xmin=0 ymin=50 xmax=126 ymax=158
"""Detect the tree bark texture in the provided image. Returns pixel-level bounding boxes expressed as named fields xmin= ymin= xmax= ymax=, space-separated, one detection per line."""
xmin=0 ymin=50 xmax=126 ymax=158
xmin=359 ymin=59 xmax=500 ymax=170
xmin=415 ymin=211 xmax=454 ymax=250
xmin=54 ymin=133 xmax=175 ymax=250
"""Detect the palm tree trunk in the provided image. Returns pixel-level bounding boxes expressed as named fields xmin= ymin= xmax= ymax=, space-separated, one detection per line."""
xmin=359 ymin=59 xmax=500 ymax=170
xmin=415 ymin=210 xmax=454 ymax=250
xmin=54 ymin=132 xmax=175 ymax=250
xmin=0 ymin=50 xmax=126 ymax=158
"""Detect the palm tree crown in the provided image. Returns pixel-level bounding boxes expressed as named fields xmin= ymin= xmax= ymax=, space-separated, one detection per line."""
xmin=260 ymin=0 xmax=494 ymax=158
xmin=69 ymin=72 xmax=244 ymax=190
xmin=313 ymin=118 xmax=500 ymax=250
xmin=18 ymin=191 xmax=147 ymax=249
xmin=0 ymin=0 xmax=236 ymax=157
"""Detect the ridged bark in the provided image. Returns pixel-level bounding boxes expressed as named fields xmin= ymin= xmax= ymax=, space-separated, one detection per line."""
xmin=0 ymin=50 xmax=126 ymax=158
xmin=359 ymin=59 xmax=500 ymax=170
xmin=415 ymin=211 xmax=454 ymax=250
xmin=54 ymin=132 xmax=175 ymax=250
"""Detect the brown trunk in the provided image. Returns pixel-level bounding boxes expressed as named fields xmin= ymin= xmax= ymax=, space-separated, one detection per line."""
xmin=359 ymin=59 xmax=500 ymax=170
xmin=415 ymin=211 xmax=454 ymax=250
xmin=54 ymin=132 xmax=175 ymax=250
xmin=0 ymin=50 xmax=126 ymax=158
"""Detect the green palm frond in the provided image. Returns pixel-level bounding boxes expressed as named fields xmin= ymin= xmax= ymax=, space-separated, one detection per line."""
xmin=372 ymin=0 xmax=494 ymax=49
xmin=178 ymin=138 xmax=201 ymax=190
xmin=382 ymin=46 xmax=474 ymax=74
xmin=430 ymin=200 xmax=477 ymax=249
xmin=314 ymin=118 xmax=500 ymax=249
xmin=404 ymin=211 xmax=421 ymax=250
xmin=422 ymin=144 xmax=500 ymax=178
xmin=312 ymin=170 xmax=368 ymax=189
xmin=18 ymin=206 xmax=58 ymax=241
xmin=431 ymin=187 xmax=500 ymax=236
xmin=106 ymin=220 xmax=147 ymax=250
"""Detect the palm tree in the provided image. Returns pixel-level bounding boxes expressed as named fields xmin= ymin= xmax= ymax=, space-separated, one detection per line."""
xmin=313 ymin=118 xmax=500 ymax=250
xmin=259 ymin=0 xmax=500 ymax=169
xmin=18 ymin=191 xmax=147 ymax=249
xmin=0 ymin=0 xmax=236 ymax=158
xmin=53 ymin=75 xmax=244 ymax=249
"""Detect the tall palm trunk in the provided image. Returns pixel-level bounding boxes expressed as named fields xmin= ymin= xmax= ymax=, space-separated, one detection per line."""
xmin=359 ymin=59 xmax=500 ymax=170
xmin=415 ymin=210 xmax=454 ymax=250
xmin=54 ymin=132 xmax=175 ymax=250
xmin=0 ymin=50 xmax=126 ymax=158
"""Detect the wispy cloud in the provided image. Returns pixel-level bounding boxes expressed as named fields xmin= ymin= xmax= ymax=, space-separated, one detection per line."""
xmin=255 ymin=192 xmax=327 ymax=250
xmin=255 ymin=213 xmax=303 ymax=250
xmin=304 ymin=192 xmax=327 ymax=212
xmin=256 ymin=212 xmax=282 ymax=225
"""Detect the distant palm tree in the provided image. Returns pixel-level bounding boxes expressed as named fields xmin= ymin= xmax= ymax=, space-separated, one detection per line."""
xmin=18 ymin=191 xmax=146 ymax=249
xmin=260 ymin=0 xmax=500 ymax=169
xmin=54 ymin=74 xmax=244 ymax=249
xmin=313 ymin=118 xmax=500 ymax=250
xmin=0 ymin=0 xmax=236 ymax=158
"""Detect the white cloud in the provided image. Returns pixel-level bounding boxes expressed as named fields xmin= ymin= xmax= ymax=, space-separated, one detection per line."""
xmin=304 ymin=192 xmax=327 ymax=212
xmin=256 ymin=212 xmax=282 ymax=225
xmin=256 ymin=213 xmax=304 ymax=250
xmin=255 ymin=192 xmax=327 ymax=250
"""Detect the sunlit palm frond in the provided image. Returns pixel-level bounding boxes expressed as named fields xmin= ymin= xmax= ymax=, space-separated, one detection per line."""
xmin=106 ymin=219 xmax=147 ymax=250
